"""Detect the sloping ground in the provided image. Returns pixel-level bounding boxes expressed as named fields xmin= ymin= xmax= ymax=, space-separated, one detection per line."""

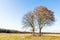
xmin=0 ymin=33 xmax=60 ymax=40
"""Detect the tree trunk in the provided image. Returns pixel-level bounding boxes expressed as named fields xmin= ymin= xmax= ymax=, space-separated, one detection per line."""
xmin=32 ymin=27 xmax=35 ymax=36
xmin=39 ymin=26 xmax=42 ymax=36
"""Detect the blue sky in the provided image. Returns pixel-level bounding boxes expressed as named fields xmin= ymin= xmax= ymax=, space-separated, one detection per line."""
xmin=0 ymin=0 xmax=60 ymax=32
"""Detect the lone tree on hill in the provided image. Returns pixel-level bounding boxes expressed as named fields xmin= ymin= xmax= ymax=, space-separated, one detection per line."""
xmin=34 ymin=6 xmax=55 ymax=36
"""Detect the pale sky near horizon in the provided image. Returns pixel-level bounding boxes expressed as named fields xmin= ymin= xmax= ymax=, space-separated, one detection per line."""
xmin=0 ymin=0 xmax=60 ymax=32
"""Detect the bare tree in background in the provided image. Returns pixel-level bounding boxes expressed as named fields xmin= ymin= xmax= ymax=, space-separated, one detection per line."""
xmin=34 ymin=6 xmax=55 ymax=36
xmin=22 ymin=12 xmax=35 ymax=36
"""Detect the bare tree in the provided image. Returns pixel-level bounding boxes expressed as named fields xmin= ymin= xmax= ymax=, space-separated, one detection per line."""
xmin=34 ymin=6 xmax=55 ymax=36
xmin=22 ymin=12 xmax=35 ymax=36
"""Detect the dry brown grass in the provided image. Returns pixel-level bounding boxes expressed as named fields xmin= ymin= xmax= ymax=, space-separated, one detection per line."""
xmin=0 ymin=33 xmax=60 ymax=40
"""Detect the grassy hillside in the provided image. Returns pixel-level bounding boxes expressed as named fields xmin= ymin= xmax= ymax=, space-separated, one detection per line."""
xmin=0 ymin=33 xmax=60 ymax=40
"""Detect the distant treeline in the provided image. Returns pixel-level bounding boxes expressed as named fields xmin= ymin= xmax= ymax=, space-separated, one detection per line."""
xmin=0 ymin=28 xmax=60 ymax=34
xmin=0 ymin=29 xmax=21 ymax=33
xmin=0 ymin=28 xmax=32 ymax=33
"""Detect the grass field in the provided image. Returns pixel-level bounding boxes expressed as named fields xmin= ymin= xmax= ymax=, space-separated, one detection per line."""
xmin=0 ymin=33 xmax=60 ymax=40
